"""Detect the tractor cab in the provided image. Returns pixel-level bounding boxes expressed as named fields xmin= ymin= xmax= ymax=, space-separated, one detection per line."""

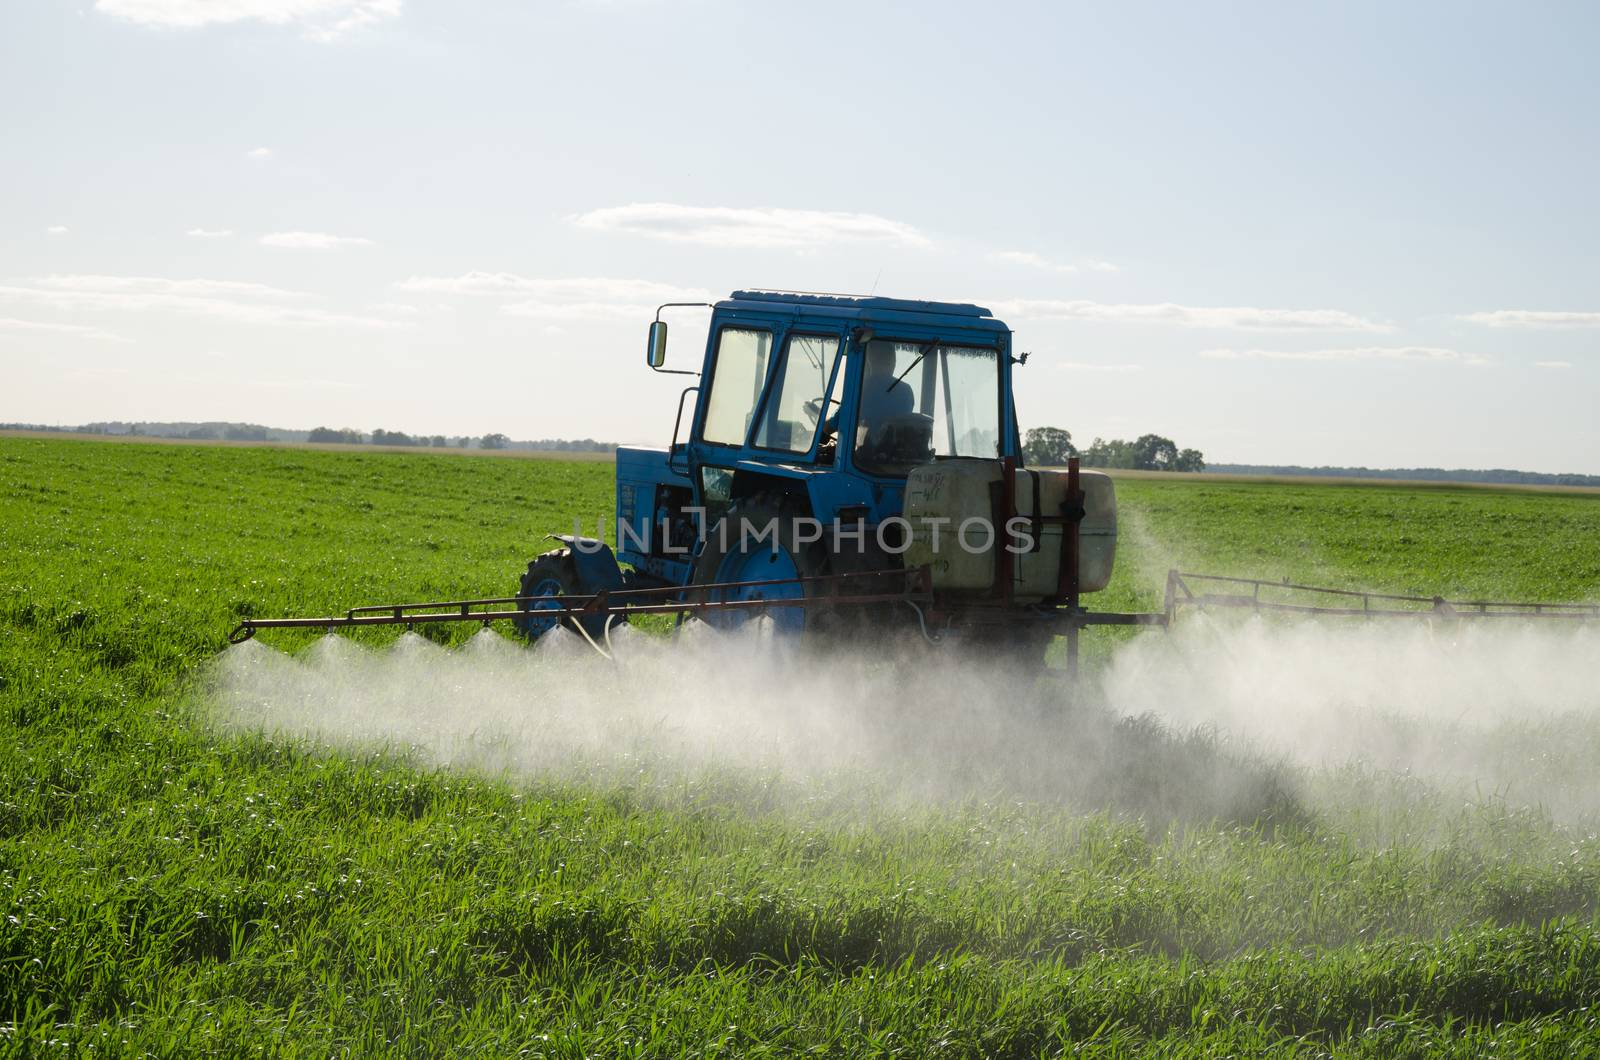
xmin=673 ymin=291 xmax=1016 ymax=483
xmin=627 ymin=291 xmax=1019 ymax=565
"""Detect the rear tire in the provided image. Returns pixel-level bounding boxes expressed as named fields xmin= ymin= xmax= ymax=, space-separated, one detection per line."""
xmin=688 ymin=494 xmax=829 ymax=638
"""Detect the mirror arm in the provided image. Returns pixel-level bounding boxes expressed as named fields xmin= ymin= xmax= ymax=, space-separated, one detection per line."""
xmin=649 ymin=302 xmax=713 ymax=376
xmin=654 ymin=302 xmax=715 ymax=323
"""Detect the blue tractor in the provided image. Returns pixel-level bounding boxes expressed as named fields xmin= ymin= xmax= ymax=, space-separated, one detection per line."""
xmin=228 ymin=290 xmax=1599 ymax=660
xmin=512 ymin=289 xmax=1127 ymax=661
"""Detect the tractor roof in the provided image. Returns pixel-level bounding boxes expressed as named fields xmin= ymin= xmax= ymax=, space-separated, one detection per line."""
xmin=722 ymin=290 xmax=1004 ymax=332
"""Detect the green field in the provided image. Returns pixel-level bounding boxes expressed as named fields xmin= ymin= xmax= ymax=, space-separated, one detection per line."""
xmin=6 ymin=436 xmax=1600 ymax=1056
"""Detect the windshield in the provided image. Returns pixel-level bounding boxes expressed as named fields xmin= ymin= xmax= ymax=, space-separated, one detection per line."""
xmin=851 ymin=340 xmax=1000 ymax=475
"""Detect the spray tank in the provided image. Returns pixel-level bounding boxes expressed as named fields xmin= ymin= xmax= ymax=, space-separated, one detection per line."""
xmin=904 ymin=458 xmax=1116 ymax=600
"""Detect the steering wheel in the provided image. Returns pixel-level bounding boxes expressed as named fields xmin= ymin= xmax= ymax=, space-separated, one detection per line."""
xmin=803 ymin=396 xmax=838 ymax=426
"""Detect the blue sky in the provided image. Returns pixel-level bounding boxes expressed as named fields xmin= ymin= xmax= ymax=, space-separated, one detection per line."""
xmin=3 ymin=0 xmax=1596 ymax=471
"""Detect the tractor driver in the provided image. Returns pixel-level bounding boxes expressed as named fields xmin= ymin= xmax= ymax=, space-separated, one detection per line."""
xmin=821 ymin=339 xmax=915 ymax=447
xmin=858 ymin=340 xmax=916 ymax=441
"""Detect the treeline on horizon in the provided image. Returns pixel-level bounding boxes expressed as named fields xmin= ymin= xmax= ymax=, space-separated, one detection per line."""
xmin=1210 ymin=463 xmax=1600 ymax=488
xmin=1024 ymin=426 xmax=1206 ymax=472
xmin=1 ymin=421 xmax=617 ymax=453
xmin=306 ymin=428 xmax=614 ymax=453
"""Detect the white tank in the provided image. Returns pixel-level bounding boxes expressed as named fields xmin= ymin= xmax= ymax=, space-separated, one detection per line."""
xmin=901 ymin=459 xmax=1116 ymax=602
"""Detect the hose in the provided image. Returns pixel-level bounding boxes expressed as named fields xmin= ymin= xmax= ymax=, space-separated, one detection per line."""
xmin=570 ymin=614 xmax=613 ymax=661
xmin=906 ymin=600 xmax=941 ymax=645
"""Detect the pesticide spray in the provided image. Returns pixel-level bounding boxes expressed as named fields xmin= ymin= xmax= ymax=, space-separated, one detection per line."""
xmin=204 ymin=610 xmax=1600 ymax=832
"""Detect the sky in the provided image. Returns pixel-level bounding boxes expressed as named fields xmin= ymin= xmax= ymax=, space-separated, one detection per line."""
xmin=2 ymin=0 xmax=1597 ymax=473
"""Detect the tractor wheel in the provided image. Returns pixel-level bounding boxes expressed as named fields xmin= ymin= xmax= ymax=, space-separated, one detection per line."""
xmin=688 ymin=494 xmax=830 ymax=639
xmin=513 ymin=549 xmax=603 ymax=640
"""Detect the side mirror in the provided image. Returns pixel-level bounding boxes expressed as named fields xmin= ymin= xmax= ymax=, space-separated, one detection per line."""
xmin=646 ymin=321 xmax=668 ymax=368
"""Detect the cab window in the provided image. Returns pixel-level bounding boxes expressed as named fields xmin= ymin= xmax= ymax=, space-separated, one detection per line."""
xmin=700 ymin=328 xmax=773 ymax=446
xmin=753 ymin=334 xmax=841 ymax=453
xmin=852 ymin=340 xmax=1001 ymax=475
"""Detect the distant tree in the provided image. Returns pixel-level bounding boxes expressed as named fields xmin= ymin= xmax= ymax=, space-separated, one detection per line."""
xmin=1081 ymin=437 xmax=1138 ymax=469
xmin=308 ymin=427 xmax=362 ymax=444
xmin=456 ymin=436 xmax=470 ymax=448
xmin=186 ymin=427 xmax=217 ymax=440
xmin=1132 ymin=434 xmax=1179 ymax=471
xmin=371 ymin=428 xmax=419 ymax=447
xmin=429 ymin=435 xmax=448 ymax=448
xmin=1023 ymin=426 xmax=1076 ymax=466
xmin=223 ymin=425 xmax=269 ymax=441
xmin=480 ymin=432 xmax=509 ymax=450
xmin=1081 ymin=433 xmax=1204 ymax=472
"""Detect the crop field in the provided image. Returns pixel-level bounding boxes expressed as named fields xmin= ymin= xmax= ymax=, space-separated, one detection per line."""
xmin=6 ymin=435 xmax=1600 ymax=1056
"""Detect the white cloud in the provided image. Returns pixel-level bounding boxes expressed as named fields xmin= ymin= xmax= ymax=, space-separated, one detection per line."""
xmin=0 ymin=317 xmax=128 ymax=343
xmin=186 ymin=228 xmax=235 ymax=238
xmin=993 ymin=299 xmax=1392 ymax=332
xmin=0 ymin=274 xmax=401 ymax=329
xmin=1054 ymin=361 xmax=1144 ymax=372
xmin=570 ymin=203 xmax=930 ymax=249
xmin=1200 ymin=346 xmax=1487 ymax=364
xmin=988 ymin=250 xmax=1121 ymax=274
xmin=95 ymin=0 xmax=400 ymax=41
xmin=32 ymin=275 xmax=300 ymax=299
xmin=397 ymin=273 xmax=712 ymax=319
xmin=1462 ymin=309 xmax=1600 ymax=329
xmin=247 ymin=147 xmax=273 ymax=160
xmin=1535 ymin=360 xmax=1575 ymax=369
xmin=259 ymin=231 xmax=373 ymax=249
xmin=369 ymin=301 xmax=420 ymax=315
xmin=47 ymin=225 xmax=69 ymax=235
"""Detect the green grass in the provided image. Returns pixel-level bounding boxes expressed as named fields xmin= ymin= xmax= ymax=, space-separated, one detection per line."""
xmin=5 ymin=436 xmax=1600 ymax=1056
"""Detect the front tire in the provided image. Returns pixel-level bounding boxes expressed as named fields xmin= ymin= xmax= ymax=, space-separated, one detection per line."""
xmin=513 ymin=549 xmax=615 ymax=640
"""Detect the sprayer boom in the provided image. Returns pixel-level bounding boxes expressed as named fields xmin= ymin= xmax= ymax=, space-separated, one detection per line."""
xmin=1166 ymin=571 xmax=1600 ymax=622
xmin=227 ymin=565 xmax=1592 ymax=684
xmin=228 ymin=568 xmax=934 ymax=646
